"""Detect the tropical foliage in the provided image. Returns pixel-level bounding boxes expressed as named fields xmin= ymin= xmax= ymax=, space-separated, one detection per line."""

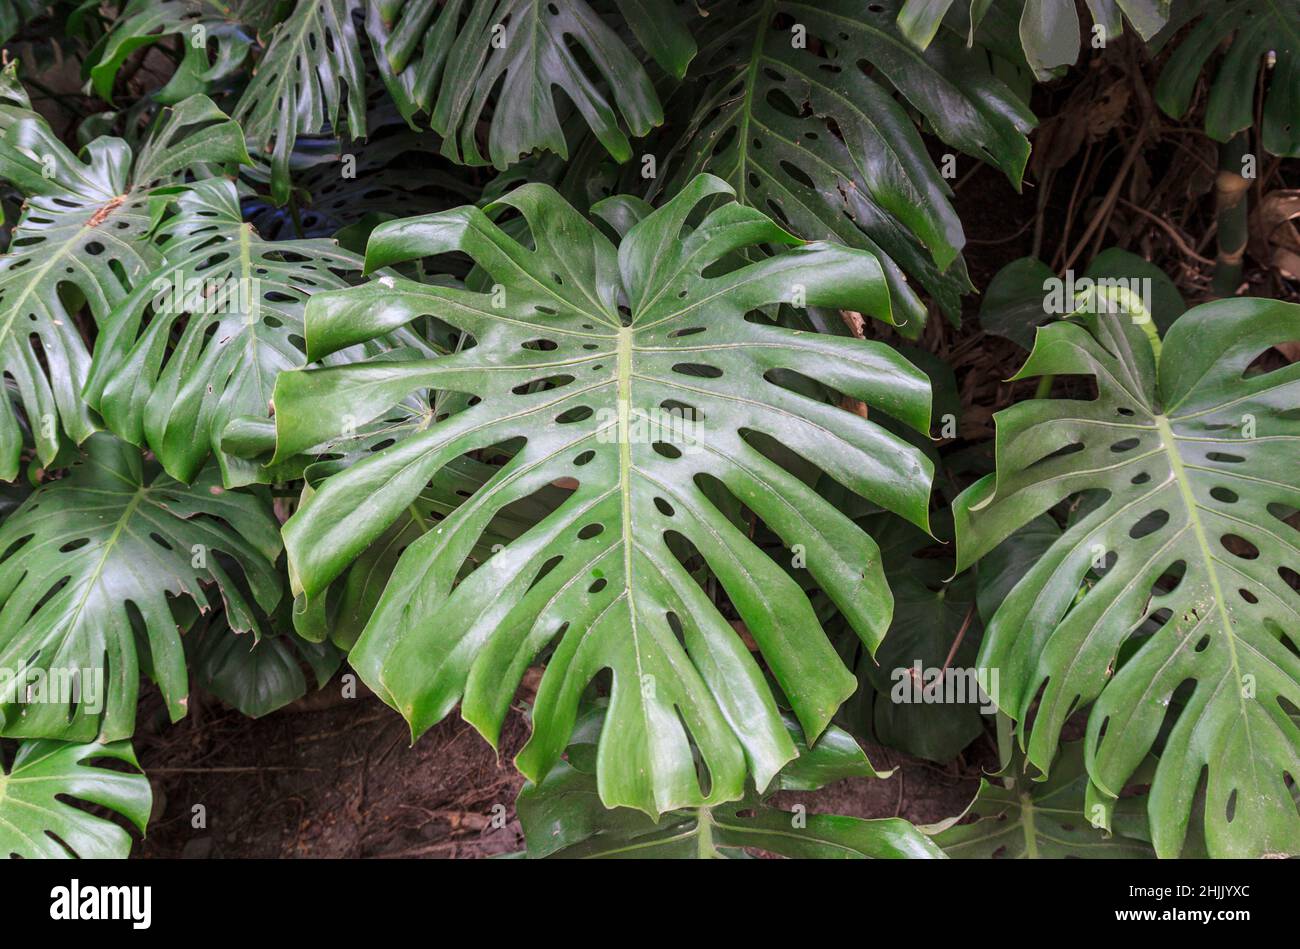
xmin=0 ymin=0 xmax=1294 ymax=860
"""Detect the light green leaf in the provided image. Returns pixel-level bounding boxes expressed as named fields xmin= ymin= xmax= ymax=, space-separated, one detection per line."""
xmin=0 ymin=83 xmax=248 ymax=478
xmin=0 ymin=739 xmax=151 ymax=858
xmin=274 ymin=174 xmax=934 ymax=816
xmin=954 ymin=298 xmax=1300 ymax=858
xmin=85 ymin=178 xmax=363 ymax=486
xmin=0 ymin=434 xmax=282 ymax=741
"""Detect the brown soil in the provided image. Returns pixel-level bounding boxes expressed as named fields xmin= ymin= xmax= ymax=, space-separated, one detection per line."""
xmin=135 ymin=684 xmax=991 ymax=859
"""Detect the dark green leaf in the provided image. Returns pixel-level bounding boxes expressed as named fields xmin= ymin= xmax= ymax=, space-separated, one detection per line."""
xmin=663 ymin=0 xmax=1034 ymax=326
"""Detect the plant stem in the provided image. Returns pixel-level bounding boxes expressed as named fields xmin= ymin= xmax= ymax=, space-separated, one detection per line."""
xmin=1212 ymin=132 xmax=1250 ymax=296
xmin=995 ymin=711 xmax=1015 ymax=790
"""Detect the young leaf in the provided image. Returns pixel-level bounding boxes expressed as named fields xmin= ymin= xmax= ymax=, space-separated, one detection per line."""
xmin=273 ymin=174 xmax=934 ymax=816
xmin=0 ymin=85 xmax=248 ymax=477
xmin=0 ymin=740 xmax=151 ymax=858
xmin=0 ymin=434 xmax=282 ymax=741
xmin=954 ymin=299 xmax=1300 ymax=858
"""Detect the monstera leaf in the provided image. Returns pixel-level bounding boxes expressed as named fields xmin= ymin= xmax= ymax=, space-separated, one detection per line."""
xmin=517 ymin=708 xmax=942 ymax=858
xmin=953 ymin=298 xmax=1300 ymax=858
xmin=84 ymin=178 xmax=363 ymax=486
xmin=234 ymin=0 xmax=368 ymax=204
xmin=1155 ymin=0 xmax=1300 ymax=157
xmin=87 ymin=0 xmax=273 ymax=104
xmin=375 ymin=0 xmax=694 ymax=169
xmin=662 ymin=0 xmax=1034 ymax=326
xmin=294 ymin=454 xmax=572 ymax=648
xmin=897 ymin=0 xmax=1170 ymax=79
xmin=933 ymin=743 xmax=1154 ymax=858
xmin=0 ymin=434 xmax=282 ymax=741
xmin=0 ymin=84 xmax=248 ymax=478
xmin=271 ymin=174 xmax=934 ymax=815
xmin=0 ymin=740 xmax=151 ymax=858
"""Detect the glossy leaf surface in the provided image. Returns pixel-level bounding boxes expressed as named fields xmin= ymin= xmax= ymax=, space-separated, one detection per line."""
xmin=664 ymin=0 xmax=1034 ymax=325
xmin=375 ymin=0 xmax=688 ymax=168
xmin=85 ymin=178 xmax=362 ymax=486
xmin=0 ymin=435 xmax=282 ymax=741
xmin=274 ymin=174 xmax=934 ymax=815
xmin=954 ymin=299 xmax=1300 ymax=858
xmin=0 ymin=740 xmax=150 ymax=858
xmin=0 ymin=85 xmax=247 ymax=477
xmin=1156 ymin=0 xmax=1300 ymax=156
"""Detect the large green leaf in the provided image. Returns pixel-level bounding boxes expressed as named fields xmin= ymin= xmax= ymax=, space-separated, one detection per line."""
xmin=0 ymin=84 xmax=248 ymax=478
xmin=953 ymin=298 xmax=1300 ymax=858
xmin=517 ymin=710 xmax=941 ymax=858
xmin=897 ymin=0 xmax=1171 ymax=79
xmin=933 ymin=743 xmax=1155 ymax=858
xmin=662 ymin=0 xmax=1034 ymax=326
xmin=1155 ymin=0 xmax=1300 ymax=157
xmin=84 ymin=177 xmax=363 ymax=486
xmin=234 ymin=0 xmax=368 ymax=204
xmin=271 ymin=173 xmax=934 ymax=816
xmin=0 ymin=740 xmax=151 ymax=858
xmin=375 ymin=0 xmax=693 ymax=168
xmin=0 ymin=434 xmax=282 ymax=741
xmin=292 ymin=454 xmax=572 ymax=648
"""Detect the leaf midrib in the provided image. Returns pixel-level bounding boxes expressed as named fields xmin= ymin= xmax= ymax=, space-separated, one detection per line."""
xmin=60 ymin=487 xmax=146 ymax=642
xmin=1153 ymin=414 xmax=1257 ymax=780
xmin=615 ymin=324 xmax=653 ymax=798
